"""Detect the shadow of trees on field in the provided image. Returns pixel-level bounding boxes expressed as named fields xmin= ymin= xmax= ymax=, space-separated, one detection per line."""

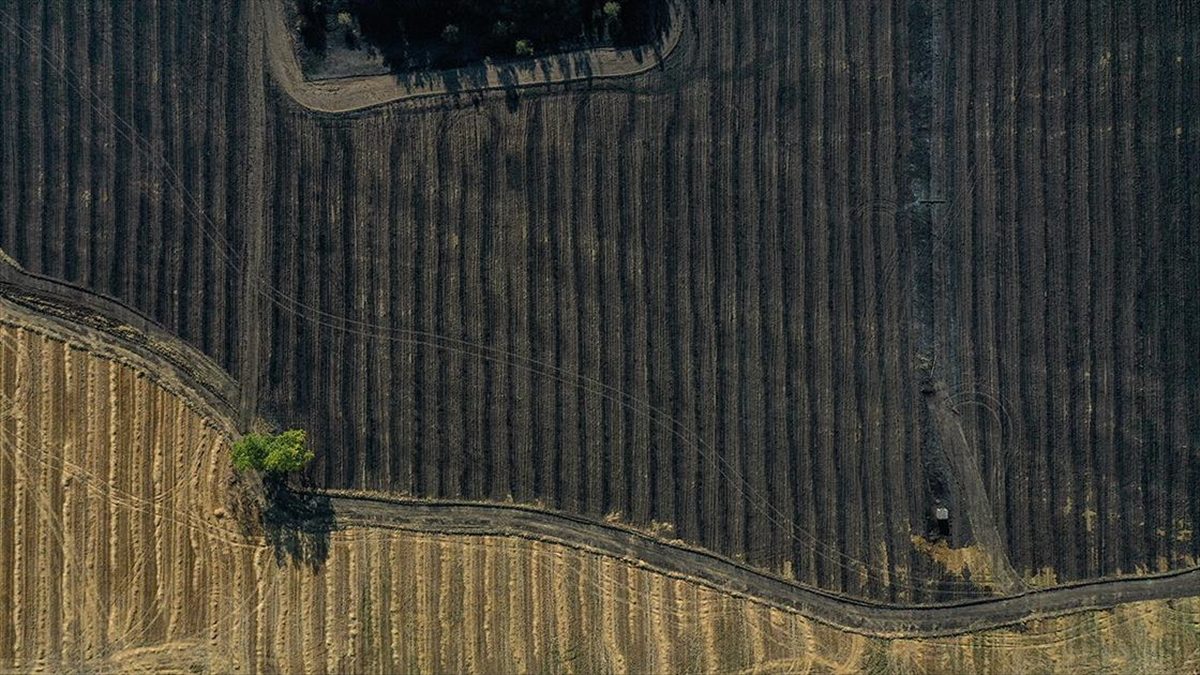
xmin=229 ymin=473 xmax=334 ymax=572
xmin=356 ymin=0 xmax=675 ymax=79
xmin=261 ymin=481 xmax=334 ymax=571
xmin=301 ymin=0 xmax=678 ymax=112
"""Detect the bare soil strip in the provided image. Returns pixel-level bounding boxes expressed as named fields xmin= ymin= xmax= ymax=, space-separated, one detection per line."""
xmin=319 ymin=491 xmax=1200 ymax=638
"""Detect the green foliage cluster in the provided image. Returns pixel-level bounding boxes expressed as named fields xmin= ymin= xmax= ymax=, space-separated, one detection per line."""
xmin=232 ymin=430 xmax=314 ymax=474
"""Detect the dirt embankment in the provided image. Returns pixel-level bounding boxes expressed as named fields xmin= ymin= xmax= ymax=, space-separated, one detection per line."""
xmin=0 ymin=257 xmax=240 ymax=422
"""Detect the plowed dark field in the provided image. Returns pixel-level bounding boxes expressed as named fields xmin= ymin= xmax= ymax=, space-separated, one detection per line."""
xmin=0 ymin=0 xmax=1196 ymax=605
xmin=919 ymin=0 xmax=1200 ymax=586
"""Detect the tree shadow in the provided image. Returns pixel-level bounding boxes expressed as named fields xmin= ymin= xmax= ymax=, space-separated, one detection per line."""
xmin=296 ymin=0 xmax=676 ymax=90
xmin=354 ymin=0 xmax=673 ymax=76
xmin=229 ymin=472 xmax=334 ymax=572
xmin=261 ymin=480 xmax=335 ymax=572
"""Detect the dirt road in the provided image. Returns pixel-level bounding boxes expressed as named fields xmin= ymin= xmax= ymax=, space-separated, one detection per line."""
xmin=256 ymin=0 xmax=687 ymax=113
xmin=2 ymin=268 xmax=1198 ymax=640
xmin=0 ymin=270 xmax=1197 ymax=658
xmin=323 ymin=492 xmax=1200 ymax=638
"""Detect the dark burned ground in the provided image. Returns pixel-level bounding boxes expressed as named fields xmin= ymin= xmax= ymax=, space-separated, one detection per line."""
xmin=0 ymin=0 xmax=1197 ymax=605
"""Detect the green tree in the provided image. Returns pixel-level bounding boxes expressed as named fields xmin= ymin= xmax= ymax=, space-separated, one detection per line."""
xmin=515 ymin=38 xmax=534 ymax=56
xmin=232 ymin=430 xmax=314 ymax=474
xmin=231 ymin=433 xmax=269 ymax=472
xmin=603 ymin=1 xmax=621 ymax=19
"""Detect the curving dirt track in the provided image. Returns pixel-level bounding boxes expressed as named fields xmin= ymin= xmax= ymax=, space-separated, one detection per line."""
xmin=0 ymin=257 xmax=240 ymax=420
xmin=0 ymin=279 xmax=1195 ymax=643
xmin=0 ymin=0 xmax=1197 ymax=609
xmin=323 ymin=493 xmax=1200 ymax=638
xmin=0 ymin=286 xmax=1197 ymax=671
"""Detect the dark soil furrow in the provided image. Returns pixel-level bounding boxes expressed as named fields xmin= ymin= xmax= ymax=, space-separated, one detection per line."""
xmin=19 ymin=0 xmax=45 ymax=273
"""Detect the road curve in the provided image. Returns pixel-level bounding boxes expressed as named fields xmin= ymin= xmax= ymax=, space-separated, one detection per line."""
xmin=322 ymin=492 xmax=1200 ymax=638
xmin=2 ymin=258 xmax=1197 ymax=640
xmin=0 ymin=257 xmax=241 ymax=423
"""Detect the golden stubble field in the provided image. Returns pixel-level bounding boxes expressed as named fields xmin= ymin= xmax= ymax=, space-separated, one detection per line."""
xmin=0 ymin=307 xmax=1197 ymax=674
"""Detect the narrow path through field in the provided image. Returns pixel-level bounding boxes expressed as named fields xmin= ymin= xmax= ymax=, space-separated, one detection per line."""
xmin=0 ymin=256 xmax=239 ymax=419
xmin=236 ymin=0 xmax=270 ymax=428
xmin=0 ymin=270 xmax=1197 ymax=645
xmin=317 ymin=491 xmax=1200 ymax=638
xmin=924 ymin=380 xmax=1025 ymax=593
